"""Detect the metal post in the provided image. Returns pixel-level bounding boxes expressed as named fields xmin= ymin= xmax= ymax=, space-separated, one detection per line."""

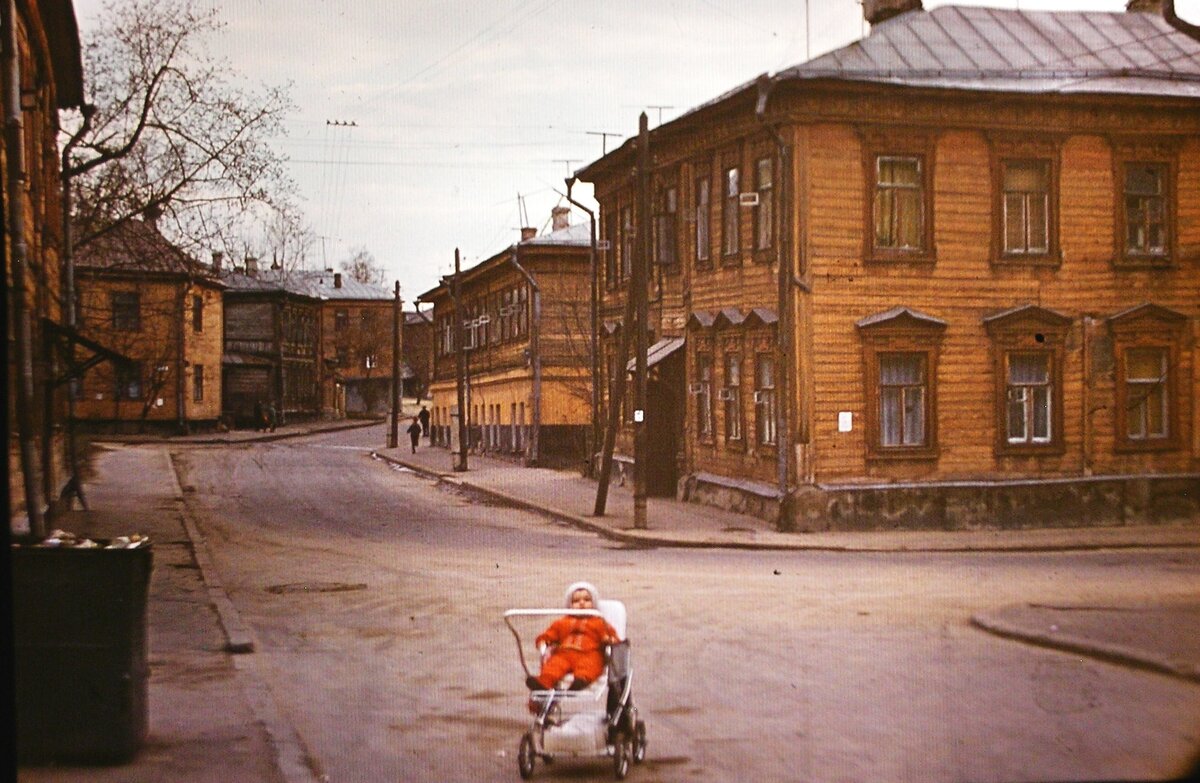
xmin=453 ymin=249 xmax=468 ymax=471
xmin=390 ymin=281 xmax=401 ymax=449
xmin=633 ymin=112 xmax=650 ymax=530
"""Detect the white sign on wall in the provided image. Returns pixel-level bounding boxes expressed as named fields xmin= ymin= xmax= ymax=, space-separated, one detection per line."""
xmin=838 ymin=411 xmax=853 ymax=433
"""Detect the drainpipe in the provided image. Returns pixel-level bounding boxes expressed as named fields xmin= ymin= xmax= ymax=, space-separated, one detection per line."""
xmin=508 ymin=243 xmax=541 ymax=466
xmin=4 ymin=0 xmax=45 ymax=537
xmin=1164 ymin=0 xmax=1200 ymax=40
xmin=755 ymin=73 xmax=794 ymax=531
xmin=563 ymin=177 xmax=599 ymax=475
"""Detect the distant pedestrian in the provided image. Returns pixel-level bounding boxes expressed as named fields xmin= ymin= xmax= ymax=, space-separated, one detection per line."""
xmin=266 ymin=402 xmax=278 ymax=432
xmin=418 ymin=405 xmax=430 ymax=437
xmin=407 ymin=416 xmax=422 ymax=454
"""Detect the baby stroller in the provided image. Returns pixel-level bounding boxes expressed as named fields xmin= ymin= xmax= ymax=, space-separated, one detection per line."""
xmin=504 ymin=599 xmax=647 ymax=780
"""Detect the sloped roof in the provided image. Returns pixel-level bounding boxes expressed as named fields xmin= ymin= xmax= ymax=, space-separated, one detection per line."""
xmin=221 ymin=268 xmax=392 ymax=300
xmin=74 ymin=217 xmax=215 ymax=280
xmin=520 ymin=221 xmax=591 ymax=247
xmin=781 ymin=5 xmax=1200 ymax=98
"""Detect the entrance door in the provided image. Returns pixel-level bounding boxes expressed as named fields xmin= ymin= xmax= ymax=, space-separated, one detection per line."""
xmin=645 ymin=354 xmax=683 ymax=496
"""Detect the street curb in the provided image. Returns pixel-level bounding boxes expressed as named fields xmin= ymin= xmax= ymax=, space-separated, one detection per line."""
xmin=97 ymin=418 xmax=386 ymax=447
xmin=371 ymin=452 xmax=1200 ymax=554
xmin=969 ymin=612 xmax=1200 ymax=684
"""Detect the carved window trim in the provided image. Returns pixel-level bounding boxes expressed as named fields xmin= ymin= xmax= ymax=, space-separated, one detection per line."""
xmin=984 ymin=306 xmax=1070 ymax=457
xmin=1111 ymin=137 xmax=1180 ymax=269
xmin=859 ymin=127 xmax=937 ymax=265
xmin=988 ymin=134 xmax=1062 ymax=268
xmin=1108 ymin=304 xmax=1186 ymax=453
xmin=857 ymin=310 xmax=945 ymax=461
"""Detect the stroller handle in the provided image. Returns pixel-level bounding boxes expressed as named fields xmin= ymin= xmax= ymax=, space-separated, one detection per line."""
xmin=502 ymin=608 xmax=606 ymax=677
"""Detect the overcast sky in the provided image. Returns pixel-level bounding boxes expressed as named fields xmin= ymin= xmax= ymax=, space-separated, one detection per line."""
xmin=70 ymin=0 xmax=1191 ymax=301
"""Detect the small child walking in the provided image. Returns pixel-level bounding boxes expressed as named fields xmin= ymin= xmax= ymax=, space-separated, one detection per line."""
xmin=527 ymin=581 xmax=620 ymax=691
xmin=406 ymin=415 xmax=422 ymax=454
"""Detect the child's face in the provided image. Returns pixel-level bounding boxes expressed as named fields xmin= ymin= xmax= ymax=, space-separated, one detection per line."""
xmin=570 ymin=589 xmax=594 ymax=609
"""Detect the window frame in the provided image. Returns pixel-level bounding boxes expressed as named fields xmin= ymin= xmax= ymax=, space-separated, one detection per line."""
xmin=1113 ymin=145 xmax=1177 ymax=268
xmin=858 ymin=311 xmax=944 ymax=461
xmin=723 ymin=351 xmax=743 ymax=445
xmin=989 ymin=135 xmax=1061 ymax=267
xmin=192 ymin=294 xmax=204 ymax=333
xmin=861 ymin=130 xmax=937 ymax=264
xmin=1108 ymin=304 xmax=1186 ymax=453
xmin=116 ymin=361 xmax=144 ymax=401
xmin=754 ymin=352 xmax=777 ymax=448
xmin=753 ymin=155 xmax=774 ymax=256
xmin=193 ymin=364 xmax=205 ymax=402
xmin=654 ymin=181 xmax=679 ymax=273
xmin=984 ymin=306 xmax=1069 ymax=457
xmin=695 ymin=352 xmax=715 ymax=444
xmin=694 ymin=172 xmax=712 ymax=268
xmin=111 ymin=290 xmax=141 ymax=332
xmin=721 ymin=164 xmax=740 ymax=261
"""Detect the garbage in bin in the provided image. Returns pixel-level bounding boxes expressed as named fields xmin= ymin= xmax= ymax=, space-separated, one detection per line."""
xmin=13 ymin=530 xmax=153 ymax=764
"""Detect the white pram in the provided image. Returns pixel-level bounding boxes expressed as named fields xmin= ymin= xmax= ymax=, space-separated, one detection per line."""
xmin=503 ymin=599 xmax=647 ymax=780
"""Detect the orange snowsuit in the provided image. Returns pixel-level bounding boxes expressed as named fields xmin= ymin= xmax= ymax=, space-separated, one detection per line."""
xmin=534 ymin=614 xmax=620 ymax=689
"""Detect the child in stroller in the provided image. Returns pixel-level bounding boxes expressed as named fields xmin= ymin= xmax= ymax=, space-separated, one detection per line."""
xmin=504 ymin=582 xmax=647 ymax=780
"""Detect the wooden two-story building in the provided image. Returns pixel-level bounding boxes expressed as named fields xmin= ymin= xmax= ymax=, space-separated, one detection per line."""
xmin=74 ymin=215 xmax=225 ymax=432
xmin=421 ymin=208 xmax=593 ymax=467
xmin=578 ymin=0 xmax=1200 ymax=530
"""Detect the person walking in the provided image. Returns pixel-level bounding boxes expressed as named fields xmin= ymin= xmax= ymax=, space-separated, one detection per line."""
xmin=407 ymin=415 xmax=422 ymax=454
xmin=418 ymin=405 xmax=430 ymax=437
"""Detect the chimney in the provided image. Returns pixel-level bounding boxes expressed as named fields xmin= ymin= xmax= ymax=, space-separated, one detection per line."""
xmin=211 ymin=251 xmax=224 ymax=274
xmin=334 ymin=272 xmax=343 ymax=289
xmin=245 ymin=256 xmax=258 ymax=278
xmin=1125 ymin=0 xmax=1162 ymax=10
xmin=551 ymin=206 xmax=571 ymax=231
xmin=143 ymin=203 xmax=162 ymax=230
xmin=520 ymin=227 xmax=537 ymax=242
xmin=863 ymin=0 xmax=922 ymax=26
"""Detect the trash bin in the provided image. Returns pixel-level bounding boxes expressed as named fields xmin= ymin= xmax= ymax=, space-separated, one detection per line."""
xmin=13 ymin=542 xmax=153 ymax=764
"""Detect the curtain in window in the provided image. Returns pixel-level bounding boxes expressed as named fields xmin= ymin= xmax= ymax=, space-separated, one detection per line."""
xmin=1125 ymin=164 xmax=1166 ymax=254
xmin=879 ymin=353 xmax=924 ymax=446
xmin=1003 ymin=161 xmax=1049 ymax=253
xmin=875 ymin=157 xmax=922 ymax=250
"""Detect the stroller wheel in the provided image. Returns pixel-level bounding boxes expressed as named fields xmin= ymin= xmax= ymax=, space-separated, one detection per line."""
xmin=518 ymin=732 xmax=536 ymax=779
xmin=612 ymin=732 xmax=631 ymax=780
xmin=632 ymin=720 xmax=647 ymax=764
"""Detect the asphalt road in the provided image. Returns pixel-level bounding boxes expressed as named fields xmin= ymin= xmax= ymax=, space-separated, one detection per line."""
xmin=172 ymin=429 xmax=1200 ymax=782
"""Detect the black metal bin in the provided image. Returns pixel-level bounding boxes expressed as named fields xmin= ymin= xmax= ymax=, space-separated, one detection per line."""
xmin=13 ymin=543 xmax=153 ymax=764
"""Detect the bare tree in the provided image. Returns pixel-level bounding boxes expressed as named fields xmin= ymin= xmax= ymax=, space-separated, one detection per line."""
xmin=62 ymin=0 xmax=296 ymax=256
xmin=342 ymin=247 xmax=386 ymax=285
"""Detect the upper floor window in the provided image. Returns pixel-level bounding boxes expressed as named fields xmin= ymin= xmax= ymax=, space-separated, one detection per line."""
xmin=112 ymin=291 xmax=141 ymax=331
xmin=603 ymin=213 xmax=617 ymax=288
xmin=873 ymin=155 xmax=924 ymax=253
xmin=620 ymin=205 xmax=634 ymax=281
xmin=754 ymin=157 xmax=773 ymax=252
xmin=1123 ymin=163 xmax=1168 ymax=258
xmin=654 ymin=185 xmax=678 ymax=271
xmin=722 ymin=166 xmax=740 ymax=258
xmin=694 ymin=175 xmax=711 ymax=266
xmin=192 ymin=295 xmax=204 ymax=332
xmin=1002 ymin=160 xmax=1051 ymax=256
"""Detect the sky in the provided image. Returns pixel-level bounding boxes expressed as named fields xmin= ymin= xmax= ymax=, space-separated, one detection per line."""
xmin=69 ymin=0 xmax=1193 ymax=302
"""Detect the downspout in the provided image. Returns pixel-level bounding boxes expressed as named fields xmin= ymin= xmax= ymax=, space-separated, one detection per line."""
xmin=508 ymin=243 xmax=541 ymax=465
xmin=1164 ymin=0 xmax=1200 ymax=41
xmin=563 ymin=178 xmax=599 ymax=475
xmin=755 ymin=74 xmax=794 ymax=531
xmin=4 ymin=0 xmax=45 ymax=536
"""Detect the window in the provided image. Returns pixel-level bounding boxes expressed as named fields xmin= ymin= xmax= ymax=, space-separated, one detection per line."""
xmin=984 ymin=304 xmax=1069 ymax=456
xmin=754 ymin=157 xmax=773 ymax=252
xmin=858 ymin=307 xmax=945 ymax=460
xmin=620 ymin=205 xmax=634 ymax=281
xmin=192 ymin=295 xmax=204 ymax=332
xmin=654 ymin=185 xmax=678 ymax=270
xmin=193 ymin=364 xmax=205 ymax=402
xmin=723 ymin=353 xmax=742 ymax=442
xmin=604 ymin=213 xmax=617 ymax=288
xmin=117 ymin=361 xmax=143 ymax=400
xmin=1005 ymin=353 xmax=1051 ymax=444
xmin=1109 ymin=303 xmax=1185 ymax=452
xmin=1123 ymin=163 xmax=1168 ymax=259
xmin=1123 ymin=347 xmax=1168 ymax=441
xmin=696 ymin=354 xmax=714 ymax=442
xmin=873 ymin=156 xmax=924 ymax=252
xmin=694 ymin=175 xmax=711 ymax=265
xmin=755 ymin=354 xmax=776 ymax=446
xmin=1002 ymin=160 xmax=1050 ymax=255
xmin=722 ymin=166 xmax=740 ymax=257
xmin=111 ymin=291 xmax=141 ymax=331
xmin=878 ymin=353 xmax=927 ymax=448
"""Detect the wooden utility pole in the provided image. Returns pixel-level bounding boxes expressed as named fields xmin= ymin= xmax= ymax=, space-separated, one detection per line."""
xmin=389 ymin=281 xmax=402 ymax=449
xmin=632 ymin=112 xmax=650 ymax=530
xmin=453 ymin=249 xmax=468 ymax=471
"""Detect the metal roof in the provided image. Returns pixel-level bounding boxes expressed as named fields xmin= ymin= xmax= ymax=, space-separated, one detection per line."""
xmin=780 ymin=6 xmax=1200 ymax=98
xmin=520 ymin=221 xmax=591 ymax=247
xmin=626 ymin=337 xmax=685 ymax=372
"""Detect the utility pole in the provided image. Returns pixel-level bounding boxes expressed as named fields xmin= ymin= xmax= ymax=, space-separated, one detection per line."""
xmin=453 ymin=249 xmax=468 ymax=472
xmin=389 ymin=281 xmax=402 ymax=449
xmin=564 ymin=177 xmax=600 ymax=476
xmin=632 ymin=112 xmax=650 ymax=530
